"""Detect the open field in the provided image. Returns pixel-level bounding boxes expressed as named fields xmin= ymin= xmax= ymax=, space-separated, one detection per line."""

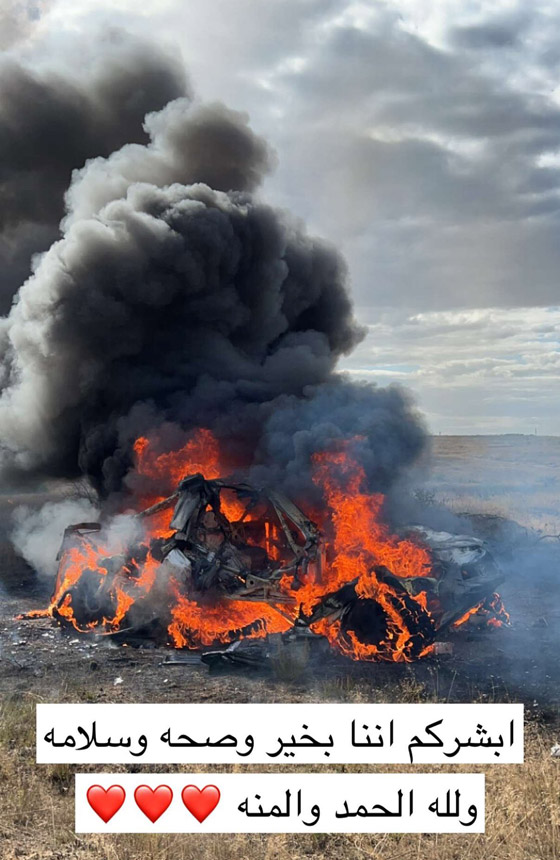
xmin=0 ymin=436 xmax=558 ymax=859
xmin=420 ymin=435 xmax=560 ymax=533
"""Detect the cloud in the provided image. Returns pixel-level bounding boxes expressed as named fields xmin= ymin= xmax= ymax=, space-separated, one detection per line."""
xmin=0 ymin=1 xmax=51 ymax=49
xmin=257 ymin=8 xmax=560 ymax=311
xmin=342 ymin=306 xmax=560 ymax=433
xmin=28 ymin=1 xmax=560 ymax=312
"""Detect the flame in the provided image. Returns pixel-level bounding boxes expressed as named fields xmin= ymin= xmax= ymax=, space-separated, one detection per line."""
xmin=42 ymin=428 xmax=505 ymax=661
xmin=303 ymin=446 xmax=434 ymax=661
xmin=452 ymin=605 xmax=481 ymax=629
xmin=134 ymin=429 xmax=220 ymax=494
xmin=133 ymin=430 xmax=246 ymax=521
xmin=168 ymin=580 xmax=290 ymax=649
xmin=486 ymin=592 xmax=510 ymax=627
xmin=453 ymin=592 xmax=511 ymax=631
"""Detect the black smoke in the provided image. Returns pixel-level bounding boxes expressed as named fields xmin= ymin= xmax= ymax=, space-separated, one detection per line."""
xmin=0 ymin=28 xmax=188 ymax=312
xmin=0 ymin=70 xmax=426 ymax=499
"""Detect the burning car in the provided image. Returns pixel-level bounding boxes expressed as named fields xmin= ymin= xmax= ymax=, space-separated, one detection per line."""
xmin=44 ymin=453 xmax=508 ymax=662
xmin=53 ymin=473 xmax=322 ymax=638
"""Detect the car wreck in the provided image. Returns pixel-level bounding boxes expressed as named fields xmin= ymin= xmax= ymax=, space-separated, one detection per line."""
xmin=45 ymin=473 xmax=508 ymax=662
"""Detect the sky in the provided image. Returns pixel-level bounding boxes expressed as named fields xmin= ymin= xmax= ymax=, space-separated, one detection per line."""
xmin=2 ymin=0 xmax=560 ymax=435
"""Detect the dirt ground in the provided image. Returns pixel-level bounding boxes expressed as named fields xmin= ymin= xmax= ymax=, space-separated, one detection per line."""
xmin=1 ymin=577 xmax=559 ymax=712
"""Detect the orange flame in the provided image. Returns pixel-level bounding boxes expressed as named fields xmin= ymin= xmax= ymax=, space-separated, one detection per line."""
xmin=453 ymin=592 xmax=510 ymax=631
xmin=43 ymin=428 xmax=505 ymax=661
xmin=303 ymin=446 xmax=433 ymax=661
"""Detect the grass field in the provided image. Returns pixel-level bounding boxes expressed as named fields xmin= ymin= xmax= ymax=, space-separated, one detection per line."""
xmin=420 ymin=435 xmax=560 ymax=533
xmin=0 ymin=685 xmax=557 ymax=860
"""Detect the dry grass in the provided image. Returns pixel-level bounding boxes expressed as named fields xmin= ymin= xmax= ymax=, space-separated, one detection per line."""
xmin=0 ymin=691 xmax=558 ymax=860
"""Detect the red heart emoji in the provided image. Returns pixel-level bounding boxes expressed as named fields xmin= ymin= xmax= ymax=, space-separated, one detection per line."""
xmin=134 ymin=785 xmax=173 ymax=823
xmin=87 ymin=785 xmax=126 ymax=823
xmin=181 ymin=784 xmax=220 ymax=823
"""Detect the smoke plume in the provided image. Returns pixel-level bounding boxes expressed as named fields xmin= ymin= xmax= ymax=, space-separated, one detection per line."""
xmin=0 ymin=61 xmax=426 ymax=500
xmin=11 ymin=497 xmax=100 ymax=578
xmin=0 ymin=28 xmax=188 ymax=312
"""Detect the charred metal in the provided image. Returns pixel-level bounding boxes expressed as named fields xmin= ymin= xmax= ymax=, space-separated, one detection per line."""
xmin=48 ymin=475 xmax=508 ymax=661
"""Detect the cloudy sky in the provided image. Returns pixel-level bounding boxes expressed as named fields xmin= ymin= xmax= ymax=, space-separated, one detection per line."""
xmin=3 ymin=0 xmax=560 ymax=434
